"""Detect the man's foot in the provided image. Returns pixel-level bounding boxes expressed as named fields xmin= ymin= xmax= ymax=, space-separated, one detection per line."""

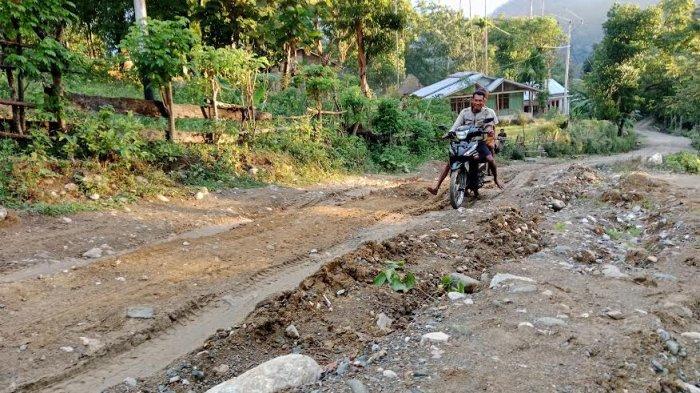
xmin=494 ymin=178 xmax=504 ymax=189
xmin=426 ymin=186 xmax=439 ymax=195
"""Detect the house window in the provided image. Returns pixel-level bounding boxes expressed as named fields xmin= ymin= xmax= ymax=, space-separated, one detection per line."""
xmin=450 ymin=96 xmax=470 ymax=113
xmin=497 ymin=94 xmax=510 ymax=110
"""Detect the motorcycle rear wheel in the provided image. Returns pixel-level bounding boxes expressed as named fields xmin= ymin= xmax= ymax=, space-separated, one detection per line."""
xmin=449 ymin=169 xmax=467 ymax=209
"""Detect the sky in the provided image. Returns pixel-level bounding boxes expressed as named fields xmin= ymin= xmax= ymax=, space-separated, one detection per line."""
xmin=437 ymin=0 xmax=512 ymax=17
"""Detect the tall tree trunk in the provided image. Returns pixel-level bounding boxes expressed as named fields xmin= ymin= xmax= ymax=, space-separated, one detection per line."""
xmin=5 ymin=67 xmax=20 ymax=133
xmin=210 ymin=79 xmax=219 ymax=120
xmin=282 ymin=43 xmax=292 ymax=88
xmin=164 ymin=82 xmax=176 ymax=141
xmin=617 ymin=116 xmax=624 ymax=137
xmin=13 ymin=18 xmax=26 ymax=133
xmin=355 ymin=21 xmax=371 ymax=97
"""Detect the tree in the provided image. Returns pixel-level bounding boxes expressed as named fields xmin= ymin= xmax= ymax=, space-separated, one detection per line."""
xmin=406 ymin=2 xmax=480 ymax=86
xmin=121 ymin=18 xmax=199 ymax=141
xmin=267 ymin=0 xmax=321 ymax=87
xmin=329 ymin=0 xmax=410 ymax=97
xmin=196 ymin=0 xmax=271 ymax=51
xmin=0 ymin=0 xmax=79 ymax=132
xmin=583 ymin=4 xmax=661 ymax=135
xmin=295 ymin=65 xmax=338 ymax=130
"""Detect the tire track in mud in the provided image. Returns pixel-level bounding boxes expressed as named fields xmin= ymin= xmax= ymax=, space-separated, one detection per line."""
xmin=8 ymin=124 xmax=690 ymax=393
xmin=6 ymin=183 xmax=444 ymax=393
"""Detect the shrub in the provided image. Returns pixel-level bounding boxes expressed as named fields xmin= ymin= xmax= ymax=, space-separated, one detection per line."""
xmin=664 ymin=151 xmax=700 ymax=174
xmin=263 ymin=87 xmax=307 ymax=116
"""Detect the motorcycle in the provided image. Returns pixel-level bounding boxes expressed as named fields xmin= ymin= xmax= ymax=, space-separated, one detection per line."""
xmin=443 ymin=119 xmax=494 ymax=208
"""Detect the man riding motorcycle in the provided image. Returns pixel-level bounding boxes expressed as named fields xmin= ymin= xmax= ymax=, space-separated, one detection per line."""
xmin=427 ymin=89 xmax=503 ymax=196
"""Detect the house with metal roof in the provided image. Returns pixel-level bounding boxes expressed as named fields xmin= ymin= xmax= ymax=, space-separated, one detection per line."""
xmin=524 ymin=78 xmax=569 ymax=115
xmin=410 ymin=71 xmax=539 ymax=120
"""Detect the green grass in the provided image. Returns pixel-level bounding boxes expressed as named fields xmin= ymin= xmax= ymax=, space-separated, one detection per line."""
xmin=18 ymin=201 xmax=101 ymax=216
xmin=626 ymin=226 xmax=643 ymax=237
xmin=553 ymin=222 xmax=566 ymax=232
xmin=605 ymin=228 xmax=622 ymax=240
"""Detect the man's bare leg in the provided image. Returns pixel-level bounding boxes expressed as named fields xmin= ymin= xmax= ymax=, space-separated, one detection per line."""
xmin=427 ymin=163 xmax=450 ymax=195
xmin=485 ymin=155 xmax=503 ymax=189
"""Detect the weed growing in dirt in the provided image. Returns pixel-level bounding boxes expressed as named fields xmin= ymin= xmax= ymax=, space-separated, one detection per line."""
xmin=605 ymin=228 xmax=623 ymax=240
xmin=440 ymin=275 xmax=466 ymax=293
xmin=553 ymin=222 xmax=567 ymax=232
xmin=626 ymin=226 xmax=643 ymax=237
xmin=373 ymin=260 xmax=416 ymax=293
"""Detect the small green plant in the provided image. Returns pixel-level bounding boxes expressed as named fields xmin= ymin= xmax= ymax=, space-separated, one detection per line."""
xmin=373 ymin=260 xmax=416 ymax=293
xmin=440 ymin=275 xmax=466 ymax=293
xmin=626 ymin=226 xmax=643 ymax=237
xmin=553 ymin=222 xmax=567 ymax=232
xmin=605 ymin=228 xmax=622 ymax=240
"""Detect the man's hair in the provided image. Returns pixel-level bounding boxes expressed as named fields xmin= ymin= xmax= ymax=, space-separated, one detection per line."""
xmin=472 ymin=88 xmax=488 ymax=99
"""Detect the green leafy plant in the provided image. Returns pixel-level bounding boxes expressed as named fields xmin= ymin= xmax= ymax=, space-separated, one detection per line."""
xmin=373 ymin=260 xmax=416 ymax=293
xmin=553 ymin=222 xmax=566 ymax=232
xmin=605 ymin=228 xmax=622 ymax=240
xmin=664 ymin=151 xmax=700 ymax=174
xmin=441 ymin=275 xmax=466 ymax=293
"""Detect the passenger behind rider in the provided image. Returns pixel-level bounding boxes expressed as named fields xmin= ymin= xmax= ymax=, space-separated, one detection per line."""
xmin=426 ymin=88 xmax=503 ymax=196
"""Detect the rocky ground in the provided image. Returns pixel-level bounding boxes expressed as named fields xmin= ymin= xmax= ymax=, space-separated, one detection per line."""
xmin=0 ymin=123 xmax=697 ymax=393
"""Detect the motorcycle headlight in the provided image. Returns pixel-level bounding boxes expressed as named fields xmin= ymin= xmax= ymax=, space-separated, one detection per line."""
xmin=455 ymin=130 xmax=468 ymax=140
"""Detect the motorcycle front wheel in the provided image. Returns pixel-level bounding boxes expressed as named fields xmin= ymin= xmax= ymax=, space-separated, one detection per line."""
xmin=449 ymin=168 xmax=467 ymax=209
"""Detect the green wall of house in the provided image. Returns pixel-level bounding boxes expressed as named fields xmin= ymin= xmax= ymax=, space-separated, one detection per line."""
xmin=487 ymin=92 xmax=523 ymax=117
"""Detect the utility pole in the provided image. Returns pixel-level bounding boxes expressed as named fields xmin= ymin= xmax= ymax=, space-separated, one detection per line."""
xmin=133 ymin=0 xmax=155 ymax=100
xmin=469 ymin=0 xmax=472 ymax=18
xmin=563 ymin=19 xmax=572 ymax=116
xmin=529 ymin=0 xmax=533 ymax=18
xmin=484 ymin=0 xmax=488 ymax=75
xmin=541 ymin=0 xmax=545 ymax=16
xmin=395 ymin=0 xmax=400 ymax=87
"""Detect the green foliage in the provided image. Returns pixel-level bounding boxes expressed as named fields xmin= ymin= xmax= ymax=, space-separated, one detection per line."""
xmin=373 ymin=260 xmax=416 ymax=293
xmin=263 ymin=87 xmax=308 ymax=116
xmin=294 ymin=65 xmax=339 ymax=115
xmin=120 ymin=18 xmax=198 ymax=88
xmin=663 ymin=151 xmax=700 ymax=174
xmin=339 ymin=86 xmax=372 ymax=131
xmin=65 ymin=109 xmax=151 ymax=163
xmin=542 ymin=120 xmax=638 ymax=157
xmin=440 ymin=275 xmax=466 ymax=293
xmin=605 ymin=228 xmax=622 ymax=240
xmin=553 ymin=222 xmax=566 ymax=232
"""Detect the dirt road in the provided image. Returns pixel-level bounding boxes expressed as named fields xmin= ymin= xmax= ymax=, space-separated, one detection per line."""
xmin=0 ymin=122 xmax=694 ymax=392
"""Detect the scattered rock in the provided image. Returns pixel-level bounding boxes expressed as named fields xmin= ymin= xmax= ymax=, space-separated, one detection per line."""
xmin=248 ymin=166 xmax=259 ymax=176
xmin=652 ymin=272 xmax=677 ymax=281
xmin=88 ymin=193 xmax=100 ymax=201
xmin=205 ymin=354 xmax=321 ymax=393
xmin=534 ymin=317 xmax=567 ymax=327
xmin=510 ymin=284 xmax=538 ymax=294
xmin=650 ymin=359 xmax=666 ymax=374
xmin=449 ymin=273 xmax=480 ymax=293
xmin=447 ymin=292 xmax=466 ymax=301
xmin=665 ymin=340 xmax=681 ymax=355
xmin=518 ymin=322 xmax=534 ymax=329
xmin=79 ymin=337 xmax=104 ymax=353
xmin=60 ymin=346 xmax=74 ymax=353
xmin=82 ymin=247 xmax=103 ymax=259
xmin=606 ymin=310 xmax=625 ymax=320
xmin=135 ymin=176 xmax=149 ymax=185
xmin=647 ymin=153 xmax=663 ymax=165
xmin=60 ymin=216 xmax=72 ymax=224
xmin=489 ymin=273 xmax=536 ymax=289
xmin=680 ymin=332 xmax=700 ymax=340
xmin=169 ymin=376 xmax=181 ymax=383
xmin=0 ymin=206 xmax=7 ymax=221
xmin=124 ymin=377 xmax=138 ymax=387
xmin=127 ymin=306 xmax=155 ymax=319
xmin=376 ymin=313 xmax=393 ymax=331
xmin=647 ymin=255 xmax=658 ymax=263
xmin=602 ymin=264 xmax=628 ymax=279
xmin=382 ymin=369 xmax=398 ymax=379
xmin=674 ymin=381 xmax=700 ymax=393
xmin=421 ymin=332 xmax=450 ymax=344
xmin=550 ymin=199 xmax=566 ymax=211
xmin=214 ymin=364 xmax=230 ymax=375
xmin=575 ymin=249 xmax=597 ymax=264
xmin=64 ymin=182 xmax=78 ymax=191
xmin=156 ymin=194 xmax=170 ymax=202
xmin=285 ymin=324 xmax=300 ymax=339
xmin=191 ymin=370 xmax=205 ymax=380
xmin=195 ymin=192 xmax=206 ymax=200
xmin=347 ymin=379 xmax=369 ymax=393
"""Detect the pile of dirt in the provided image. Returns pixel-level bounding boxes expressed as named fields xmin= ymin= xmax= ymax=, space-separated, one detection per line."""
xmin=528 ymin=164 xmax=603 ymax=205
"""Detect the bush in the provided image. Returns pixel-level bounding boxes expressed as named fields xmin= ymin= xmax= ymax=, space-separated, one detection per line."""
xmin=664 ymin=151 xmax=700 ymax=174
xmin=263 ymin=87 xmax=308 ymax=116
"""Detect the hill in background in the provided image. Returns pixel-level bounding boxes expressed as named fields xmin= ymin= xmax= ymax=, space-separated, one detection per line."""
xmin=492 ymin=0 xmax=660 ymax=68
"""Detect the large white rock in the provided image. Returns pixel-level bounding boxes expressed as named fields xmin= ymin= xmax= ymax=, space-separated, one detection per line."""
xmin=647 ymin=153 xmax=663 ymax=165
xmin=205 ymin=354 xmax=321 ymax=393
xmin=489 ymin=273 xmax=536 ymax=289
xmin=0 ymin=206 xmax=7 ymax=221
xmin=602 ymin=264 xmax=629 ymax=279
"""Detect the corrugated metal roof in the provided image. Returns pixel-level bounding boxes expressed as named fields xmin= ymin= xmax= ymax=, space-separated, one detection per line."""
xmin=412 ymin=71 xmax=538 ymax=99
xmin=523 ymin=78 xmax=568 ymax=100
